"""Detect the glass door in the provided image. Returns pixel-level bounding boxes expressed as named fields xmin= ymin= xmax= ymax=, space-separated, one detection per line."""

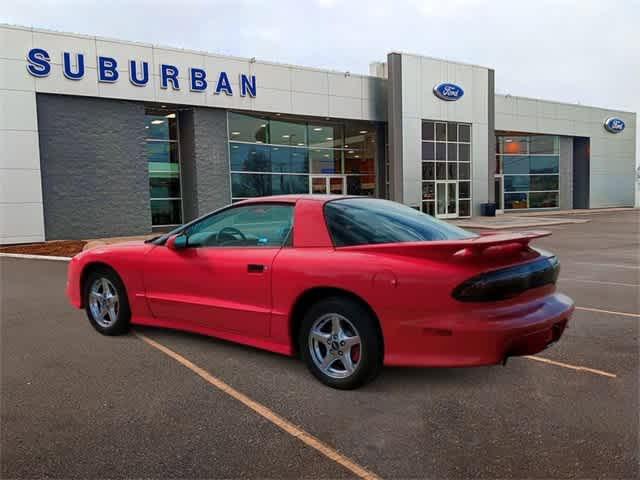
xmin=435 ymin=181 xmax=458 ymax=219
xmin=309 ymin=175 xmax=347 ymax=194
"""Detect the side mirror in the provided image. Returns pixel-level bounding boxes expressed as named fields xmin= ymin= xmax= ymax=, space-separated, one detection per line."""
xmin=166 ymin=234 xmax=187 ymax=251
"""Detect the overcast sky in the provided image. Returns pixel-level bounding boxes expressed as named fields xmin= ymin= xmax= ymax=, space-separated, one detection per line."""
xmin=3 ymin=0 xmax=639 ymax=166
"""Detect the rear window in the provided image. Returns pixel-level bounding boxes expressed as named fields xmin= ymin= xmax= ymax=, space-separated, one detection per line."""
xmin=324 ymin=198 xmax=477 ymax=247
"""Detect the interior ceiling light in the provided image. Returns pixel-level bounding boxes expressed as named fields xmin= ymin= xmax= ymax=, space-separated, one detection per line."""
xmin=260 ymin=124 xmax=267 ymax=127
xmin=344 ymin=145 xmax=349 ymax=148
xmin=165 ymin=113 xmax=176 ymax=119
xmin=231 ymin=131 xmax=240 ymax=135
xmin=359 ymin=130 xmax=368 ymax=134
xmin=326 ymin=137 xmax=333 ymax=141
xmin=282 ymin=135 xmax=290 ymax=138
xmin=313 ymin=127 xmax=323 ymax=131
xmin=151 ymin=120 xmax=164 ymax=125
xmin=297 ymin=142 xmax=304 ymax=146
xmin=348 ymin=150 xmax=354 ymax=154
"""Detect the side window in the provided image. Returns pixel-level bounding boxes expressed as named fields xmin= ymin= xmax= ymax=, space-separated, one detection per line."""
xmin=185 ymin=204 xmax=293 ymax=248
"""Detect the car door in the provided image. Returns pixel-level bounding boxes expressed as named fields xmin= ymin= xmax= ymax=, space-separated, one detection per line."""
xmin=143 ymin=203 xmax=294 ymax=338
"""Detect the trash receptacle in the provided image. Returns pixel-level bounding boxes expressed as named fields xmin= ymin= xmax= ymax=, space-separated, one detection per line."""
xmin=480 ymin=203 xmax=497 ymax=217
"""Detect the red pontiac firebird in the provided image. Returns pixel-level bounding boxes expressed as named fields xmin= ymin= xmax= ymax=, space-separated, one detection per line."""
xmin=67 ymin=196 xmax=574 ymax=389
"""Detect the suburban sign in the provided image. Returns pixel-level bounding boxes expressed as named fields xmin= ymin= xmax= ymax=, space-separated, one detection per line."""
xmin=603 ymin=117 xmax=625 ymax=134
xmin=433 ymin=82 xmax=464 ymax=101
xmin=25 ymin=47 xmax=257 ymax=97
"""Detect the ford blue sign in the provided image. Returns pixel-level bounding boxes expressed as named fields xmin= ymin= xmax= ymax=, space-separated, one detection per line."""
xmin=433 ymin=83 xmax=464 ymax=101
xmin=604 ymin=117 xmax=625 ymax=134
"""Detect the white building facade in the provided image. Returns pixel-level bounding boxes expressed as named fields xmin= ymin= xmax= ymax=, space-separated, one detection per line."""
xmin=0 ymin=24 xmax=636 ymax=243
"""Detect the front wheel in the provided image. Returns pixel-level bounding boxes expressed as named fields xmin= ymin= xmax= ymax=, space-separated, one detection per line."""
xmin=84 ymin=268 xmax=131 ymax=335
xmin=299 ymin=297 xmax=383 ymax=389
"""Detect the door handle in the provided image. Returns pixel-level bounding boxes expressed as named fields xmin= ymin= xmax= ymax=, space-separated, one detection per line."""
xmin=247 ymin=264 xmax=266 ymax=273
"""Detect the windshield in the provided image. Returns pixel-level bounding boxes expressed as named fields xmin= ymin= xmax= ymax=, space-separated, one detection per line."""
xmin=324 ymin=198 xmax=477 ymax=247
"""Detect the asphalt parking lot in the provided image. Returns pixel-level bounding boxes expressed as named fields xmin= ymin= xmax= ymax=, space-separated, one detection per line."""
xmin=1 ymin=210 xmax=638 ymax=479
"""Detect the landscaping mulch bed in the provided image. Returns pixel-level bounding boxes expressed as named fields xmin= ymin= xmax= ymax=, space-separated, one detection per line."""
xmin=0 ymin=240 xmax=87 ymax=257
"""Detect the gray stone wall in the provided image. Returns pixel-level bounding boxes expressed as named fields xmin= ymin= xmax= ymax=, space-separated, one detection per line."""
xmin=180 ymin=107 xmax=230 ymax=219
xmin=36 ymin=94 xmax=150 ymax=240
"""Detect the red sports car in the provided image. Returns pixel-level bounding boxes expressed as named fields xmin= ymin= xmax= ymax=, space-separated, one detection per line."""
xmin=67 ymin=196 xmax=573 ymax=389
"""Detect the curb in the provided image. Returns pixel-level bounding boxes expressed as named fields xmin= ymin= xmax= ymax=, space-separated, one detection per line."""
xmin=0 ymin=253 xmax=71 ymax=262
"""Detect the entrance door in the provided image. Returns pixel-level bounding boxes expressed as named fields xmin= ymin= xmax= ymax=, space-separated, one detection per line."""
xmin=310 ymin=175 xmax=347 ymax=194
xmin=435 ymin=181 xmax=458 ymax=218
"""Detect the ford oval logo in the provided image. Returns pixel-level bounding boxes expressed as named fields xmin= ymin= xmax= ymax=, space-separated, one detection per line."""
xmin=604 ymin=117 xmax=625 ymax=133
xmin=433 ymin=83 xmax=464 ymax=101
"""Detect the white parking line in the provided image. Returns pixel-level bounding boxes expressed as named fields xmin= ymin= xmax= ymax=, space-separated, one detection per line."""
xmin=136 ymin=332 xmax=381 ymax=480
xmin=561 ymin=277 xmax=639 ymax=288
xmin=568 ymin=261 xmax=640 ymax=270
xmin=575 ymin=306 xmax=640 ymax=318
xmin=524 ymin=355 xmax=617 ymax=378
xmin=0 ymin=253 xmax=71 ymax=262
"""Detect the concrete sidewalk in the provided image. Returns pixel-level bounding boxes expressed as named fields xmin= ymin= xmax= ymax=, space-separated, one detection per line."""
xmin=451 ymin=215 xmax=590 ymax=230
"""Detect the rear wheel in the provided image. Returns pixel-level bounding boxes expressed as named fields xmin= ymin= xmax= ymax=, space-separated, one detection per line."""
xmin=299 ymin=297 xmax=382 ymax=389
xmin=84 ymin=268 xmax=130 ymax=335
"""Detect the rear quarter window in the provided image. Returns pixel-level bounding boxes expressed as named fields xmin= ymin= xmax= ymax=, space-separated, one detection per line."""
xmin=324 ymin=198 xmax=476 ymax=247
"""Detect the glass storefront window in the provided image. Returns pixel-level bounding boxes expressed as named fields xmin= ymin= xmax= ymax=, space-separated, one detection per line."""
xmin=228 ymin=112 xmax=269 ymax=143
xmin=504 ymin=193 xmax=528 ymax=209
xmin=503 ymin=156 xmax=530 ymax=175
xmin=530 ymin=135 xmax=559 ymax=154
xmin=497 ymin=134 xmax=560 ymax=210
xmin=150 ymin=199 xmax=182 ymax=226
xmin=422 ymin=162 xmax=435 ymax=180
xmin=309 ymin=124 xmax=343 ymax=148
xmin=459 ymin=163 xmax=470 ymax=180
xmin=310 ymin=149 xmax=340 ymax=174
xmin=231 ymin=173 xmax=309 ymax=197
xmin=230 ymin=143 xmax=271 ymax=172
xmin=530 ymin=155 xmax=559 ymax=174
xmin=270 ymin=119 xmax=307 ymax=146
xmin=458 ymin=144 xmax=470 ymax=162
xmin=347 ymin=175 xmax=376 ymax=197
xmin=422 ymin=142 xmax=435 ymax=160
xmin=422 ymin=122 xmax=434 ymax=141
xmin=421 ymin=120 xmax=472 ymax=217
xmin=228 ymin=112 xmax=378 ymax=200
xmin=146 ymin=109 xmax=182 ymax=227
xmin=271 ymin=147 xmax=308 ymax=173
xmin=458 ymin=124 xmax=471 ymax=143
xmin=530 ymin=192 xmax=559 ymax=208
xmin=145 ymin=114 xmax=177 ymax=140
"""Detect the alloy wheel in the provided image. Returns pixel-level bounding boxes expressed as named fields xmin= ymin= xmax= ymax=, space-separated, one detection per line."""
xmin=88 ymin=277 xmax=120 ymax=328
xmin=308 ymin=313 xmax=362 ymax=379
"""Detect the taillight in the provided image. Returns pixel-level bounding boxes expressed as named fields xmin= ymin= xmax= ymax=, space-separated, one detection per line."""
xmin=452 ymin=256 xmax=560 ymax=302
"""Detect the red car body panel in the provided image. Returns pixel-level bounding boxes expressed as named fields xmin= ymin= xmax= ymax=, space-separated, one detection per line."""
xmin=67 ymin=195 xmax=574 ymax=366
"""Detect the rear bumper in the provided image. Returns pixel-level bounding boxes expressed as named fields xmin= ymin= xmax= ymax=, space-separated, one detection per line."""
xmin=383 ymin=292 xmax=574 ymax=367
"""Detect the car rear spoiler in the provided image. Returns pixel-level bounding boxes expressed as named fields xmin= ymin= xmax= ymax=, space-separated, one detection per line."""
xmin=340 ymin=231 xmax=551 ymax=261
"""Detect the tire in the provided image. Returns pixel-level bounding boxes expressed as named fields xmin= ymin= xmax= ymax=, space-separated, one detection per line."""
xmin=299 ymin=296 xmax=383 ymax=389
xmin=83 ymin=268 xmax=131 ymax=335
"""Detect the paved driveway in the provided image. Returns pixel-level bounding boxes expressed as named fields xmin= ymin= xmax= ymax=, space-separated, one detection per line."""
xmin=1 ymin=210 xmax=638 ymax=478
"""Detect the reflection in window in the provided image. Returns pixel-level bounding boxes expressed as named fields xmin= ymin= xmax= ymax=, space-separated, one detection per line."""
xmin=228 ymin=112 xmax=378 ymax=200
xmin=146 ymin=109 xmax=182 ymax=227
xmin=231 ymin=173 xmax=309 ymax=197
xmin=497 ymin=134 xmax=560 ymax=210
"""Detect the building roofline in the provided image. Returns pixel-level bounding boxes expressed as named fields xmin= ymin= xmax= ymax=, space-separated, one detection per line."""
xmin=496 ymin=92 xmax=637 ymax=116
xmin=0 ymin=22 xmax=381 ymax=81
xmin=387 ymin=50 xmax=494 ymax=71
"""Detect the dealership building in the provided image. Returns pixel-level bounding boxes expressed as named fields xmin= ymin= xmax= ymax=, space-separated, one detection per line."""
xmin=0 ymin=24 xmax=637 ymax=244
